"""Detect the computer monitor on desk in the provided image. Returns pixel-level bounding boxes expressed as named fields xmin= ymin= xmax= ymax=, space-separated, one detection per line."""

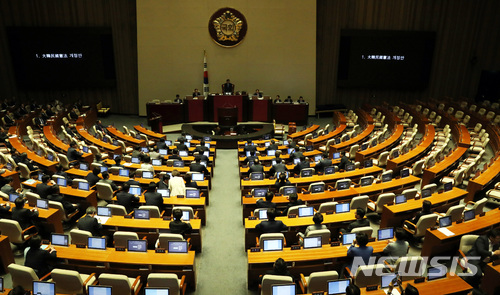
xmin=144 ymin=288 xmax=170 ymax=295
xmin=377 ymin=228 xmax=394 ymax=241
xmin=263 ymin=239 xmax=283 ymax=251
xmin=328 ymin=279 xmax=350 ymax=295
xmin=88 ymin=286 xmax=112 ymax=295
xmin=271 ymin=284 xmax=295 ymax=295
xmin=342 ymin=233 xmax=356 ymax=245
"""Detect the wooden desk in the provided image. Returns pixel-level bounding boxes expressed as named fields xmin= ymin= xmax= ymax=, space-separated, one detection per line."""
xmin=53 ymin=244 xmax=197 ymax=290
xmin=247 ymin=241 xmax=388 ymax=289
xmin=65 ymin=168 xmax=161 ymax=186
xmin=355 ymin=124 xmax=404 ymax=162
xmin=8 ymin=127 xmax=58 ymax=172
xmin=307 ymin=112 xmax=347 ymax=149
xmin=107 ymin=126 xmax=146 ymax=147
xmin=1 ymin=203 xmax=63 ymax=233
xmin=287 ymin=125 xmax=320 ymax=141
xmin=134 ymin=125 xmax=166 ymax=140
xmin=386 ymin=124 xmax=435 ymax=172
xmin=466 ymin=157 xmax=500 ymax=202
xmin=329 ymin=124 xmax=375 ymax=154
xmin=353 ymin=175 xmax=421 ymax=197
xmin=22 ymin=180 xmax=98 ymax=207
xmin=0 ymin=235 xmax=15 ymax=273
xmin=380 ymin=187 xmax=468 ymax=228
xmin=43 ymin=125 xmax=93 ymax=164
xmin=76 ymin=126 xmax=121 ymax=154
xmin=482 ymin=262 xmax=500 ymax=295
xmin=421 ymin=147 xmax=468 ymax=186
xmin=238 ymin=150 xmax=322 ymax=165
xmin=273 ymin=103 xmax=309 ymax=126
xmin=102 ymin=216 xmax=202 ymax=252
xmin=1 ymin=168 xmax=20 ymax=190
xmin=146 ymin=102 xmax=186 ymax=124
xmin=421 ymin=208 xmax=500 ymax=257
xmin=358 ymin=274 xmax=472 ymax=295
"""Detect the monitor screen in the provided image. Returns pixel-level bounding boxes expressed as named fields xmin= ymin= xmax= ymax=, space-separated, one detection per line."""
xmin=100 ymin=166 xmax=108 ymax=173
xmin=203 ymin=151 xmax=210 ymax=157
xmin=305 ymin=145 xmax=314 ymax=151
xmin=342 ymin=233 xmax=356 ymax=245
xmin=78 ymin=182 xmax=90 ymax=191
xmin=378 ymin=228 xmax=394 ymax=241
xmin=82 ymin=146 xmax=89 ymax=153
xmin=303 ymin=236 xmax=322 ymax=249
xmin=360 ymin=177 xmax=372 ymax=187
xmin=258 ymin=209 xmax=268 ymax=220
xmin=381 ymin=273 xmax=398 ymax=288
xmin=134 ymin=209 xmax=150 ymax=220
xmin=298 ymin=207 xmax=314 ymax=217
xmin=144 ymin=288 xmax=169 ymax=295
xmin=204 ymin=136 xmax=212 ymax=141
xmin=185 ymin=135 xmax=192 ymax=141
xmin=381 ymin=173 xmax=392 ymax=183
xmin=97 ymin=206 xmax=112 ymax=217
xmin=9 ymin=193 xmax=18 ymax=203
xmin=186 ymin=189 xmax=200 ymax=198
xmin=271 ymin=284 xmax=295 ymax=295
xmin=127 ymin=239 xmax=147 ymax=252
xmin=141 ymin=147 xmax=149 ymax=153
xmin=293 ymin=158 xmax=300 ymax=165
xmin=51 ymin=233 xmax=69 ymax=246
xmin=400 ymin=168 xmax=410 ymax=178
xmin=267 ymin=149 xmax=276 ymax=156
xmin=324 ymin=166 xmax=335 ymax=175
xmin=336 ymin=180 xmax=350 ymax=190
xmin=443 ymin=181 xmax=453 ymax=192
xmin=310 ymin=184 xmax=325 ymax=193
xmin=168 ymin=241 xmax=188 ymax=253
xmin=328 ymin=279 xmax=350 ymax=295
xmin=336 ymin=203 xmax=350 ymax=213
xmin=173 ymin=161 xmax=184 ymax=167
xmin=88 ymin=237 xmax=106 ymax=250
xmin=184 ymin=142 xmax=191 ymax=148
xmin=0 ymin=277 xmax=3 ymax=293
xmin=119 ymin=169 xmax=129 ymax=177
xmin=463 ymin=209 xmax=475 ymax=222
xmin=159 ymin=149 xmax=168 ymax=155
xmin=152 ymin=159 xmax=162 ymax=166
xmin=80 ymin=163 xmax=89 ymax=171
xmin=181 ymin=211 xmax=190 ymax=221
xmin=191 ymin=173 xmax=204 ymax=181
xmin=395 ymin=194 xmax=406 ymax=204
xmin=421 ymin=188 xmax=431 ymax=198
xmin=283 ymin=140 xmax=289 ymax=145
xmin=38 ymin=173 xmax=43 ymax=181
xmin=142 ymin=171 xmax=154 ymax=179
xmin=364 ymin=159 xmax=373 ymax=168
xmin=245 ymin=151 xmax=251 ymax=157
xmin=129 ymin=186 xmax=141 ymax=195
xmin=287 ymin=148 xmax=294 ymax=154
xmin=179 ymin=151 xmax=188 ymax=157
xmin=36 ymin=198 xmax=49 ymax=209
xmin=112 ymin=140 xmax=118 ymax=146
xmin=251 ymin=172 xmax=264 ymax=180
xmin=131 ymin=157 xmax=140 ymax=164
xmin=333 ymin=152 xmax=340 ymax=159
xmin=301 ymin=169 xmax=313 ymax=177
xmin=335 ymin=138 xmax=341 ymax=145
xmin=47 ymin=154 xmax=54 ymax=161
xmin=165 ymin=140 xmax=172 ymax=146
xmin=102 ymin=136 xmax=108 ymax=143
xmin=282 ymin=186 xmax=296 ymax=196
xmin=263 ymin=239 xmax=283 ymax=251
xmin=439 ymin=216 xmax=452 ymax=228
xmin=113 ymin=154 xmax=121 ymax=160
xmin=88 ymin=286 xmax=112 ymax=295
xmin=158 ymin=189 xmax=170 ymax=198
xmin=33 ymin=281 xmax=55 ymax=295
xmin=314 ymin=155 xmax=322 ymax=162
xmin=345 ymin=164 xmax=355 ymax=171
xmin=427 ymin=265 xmax=447 ymax=281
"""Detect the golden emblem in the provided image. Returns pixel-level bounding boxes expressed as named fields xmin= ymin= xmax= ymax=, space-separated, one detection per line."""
xmin=209 ymin=8 xmax=247 ymax=48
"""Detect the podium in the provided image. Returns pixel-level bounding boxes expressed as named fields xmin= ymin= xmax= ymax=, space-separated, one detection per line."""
xmin=148 ymin=113 xmax=163 ymax=133
xmin=218 ymin=107 xmax=238 ymax=127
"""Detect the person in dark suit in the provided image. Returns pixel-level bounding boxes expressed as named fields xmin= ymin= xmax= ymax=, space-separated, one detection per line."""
xmin=157 ymin=174 xmax=170 ymax=190
xmin=338 ymin=151 xmax=350 ymax=170
xmin=156 ymin=138 xmax=167 ymax=150
xmin=283 ymin=96 xmax=293 ymax=103
xmin=12 ymin=197 xmax=38 ymax=230
xmin=193 ymin=89 xmax=202 ymax=97
xmin=315 ymin=153 xmax=333 ymax=173
xmin=194 ymin=139 xmax=209 ymax=154
xmin=275 ymin=172 xmax=291 ymax=190
xmin=265 ymin=140 xmax=279 ymax=151
xmin=124 ymin=176 xmax=141 ymax=187
xmin=177 ymin=132 xmax=186 ymax=143
xmin=465 ymin=228 xmax=500 ymax=287
xmin=273 ymin=95 xmax=282 ymax=103
xmin=173 ymin=94 xmax=183 ymax=103
xmin=86 ymin=167 xmax=101 ymax=187
xmin=293 ymin=155 xmax=311 ymax=175
xmin=255 ymin=208 xmax=287 ymax=233
xmin=98 ymin=171 xmax=119 ymax=191
xmin=169 ymin=208 xmax=192 ymax=237
xmin=1 ymin=176 xmax=23 ymax=195
xmin=290 ymin=147 xmax=304 ymax=160
xmin=168 ymin=149 xmax=183 ymax=161
xmin=243 ymin=150 xmax=258 ymax=165
xmin=25 ymin=235 xmax=57 ymax=277
xmin=36 ymin=175 xmax=59 ymax=199
xmin=256 ymin=192 xmax=277 ymax=209
xmin=67 ymin=142 xmax=83 ymax=162
xmin=0 ymin=200 xmax=11 ymax=214
xmin=249 ymin=159 xmax=264 ymax=173
xmin=189 ymin=156 xmax=209 ymax=176
xmin=131 ymin=146 xmax=144 ymax=161
xmin=243 ymin=140 xmax=257 ymax=153
xmin=184 ymin=174 xmax=198 ymax=189
xmin=260 ymin=258 xmax=294 ymax=283
xmin=297 ymin=96 xmax=306 ymax=103
xmin=253 ymin=89 xmax=263 ymax=98
xmin=144 ymin=182 xmax=164 ymax=211
xmin=405 ymin=200 xmax=432 ymax=230
xmin=283 ymin=193 xmax=304 ymax=215
xmin=270 ymin=158 xmax=287 ymax=175
xmin=3 ymin=110 xmax=15 ymax=126
xmin=116 ymin=183 xmax=140 ymax=213
xmin=176 ymin=139 xmax=189 ymax=152
xmin=222 ymin=79 xmax=234 ymax=94
xmin=69 ymin=106 xmax=79 ymax=120
xmin=346 ymin=232 xmax=373 ymax=273
xmin=340 ymin=208 xmax=370 ymax=234
xmin=77 ymin=206 xmax=102 ymax=236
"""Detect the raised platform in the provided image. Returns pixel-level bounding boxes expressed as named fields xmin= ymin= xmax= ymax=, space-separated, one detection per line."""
xmin=181 ymin=122 xmax=274 ymax=149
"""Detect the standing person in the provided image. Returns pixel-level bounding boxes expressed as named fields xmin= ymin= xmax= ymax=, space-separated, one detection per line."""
xmin=77 ymin=206 xmax=103 ymax=237
xmin=169 ymin=169 xmax=186 ymax=196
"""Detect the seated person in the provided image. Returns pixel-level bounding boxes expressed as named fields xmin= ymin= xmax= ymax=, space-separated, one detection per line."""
xmin=314 ymin=152 xmax=333 ymax=173
xmin=93 ymin=153 xmax=105 ymax=165
xmin=243 ymin=140 xmax=257 ymax=153
xmin=243 ymin=150 xmax=258 ymax=165
xmin=290 ymin=147 xmax=304 ymax=160
xmin=222 ymin=79 xmax=234 ymax=94
xmin=404 ymin=200 xmax=432 ymax=230
xmin=256 ymin=192 xmax=277 ymax=209
xmin=131 ymin=145 xmax=144 ymax=160
xmin=346 ymin=285 xmax=361 ymax=295
xmin=260 ymin=258 xmax=294 ymax=283
xmin=265 ymin=139 xmax=279 ymax=151
xmin=255 ymin=208 xmax=287 ymax=233
xmin=12 ymin=196 xmax=38 ymax=230
xmin=168 ymin=149 xmax=183 ymax=161
xmin=189 ymin=156 xmax=209 ymax=175
xmin=184 ymin=174 xmax=198 ymax=189
xmin=145 ymin=182 xmax=163 ymax=211
xmin=465 ymin=228 xmax=500 ymax=288
xmin=253 ymin=89 xmax=263 ymax=98
xmin=346 ymin=232 xmax=373 ymax=273
xmin=297 ymin=212 xmax=327 ymax=238
xmin=116 ymin=183 xmax=140 ymax=213
xmin=270 ymin=157 xmax=287 ymax=175
xmin=111 ymin=155 xmax=124 ymax=168
xmin=249 ymin=159 xmax=264 ymax=173
xmin=25 ymin=235 xmax=57 ymax=277
xmin=0 ymin=199 xmax=11 ymax=214
xmin=175 ymin=139 xmax=189 ymax=152
xmin=340 ymin=208 xmax=370 ymax=234
xmin=338 ymin=151 xmax=350 ymax=170
xmin=156 ymin=138 xmax=167 ymax=150
xmin=86 ymin=167 xmax=101 ymax=187
xmin=67 ymin=142 xmax=83 ymax=162
xmin=273 ymin=95 xmax=282 ymax=103
xmin=297 ymin=96 xmax=306 ymax=103
xmin=388 ymin=278 xmax=419 ymax=295
xmin=192 ymin=88 xmax=202 ymax=97
xmin=169 ymin=169 xmax=186 ymax=196
xmin=283 ymin=193 xmax=304 ymax=215
xmin=141 ymin=156 xmax=155 ymax=172
xmin=77 ymin=206 xmax=103 ymax=237
xmin=36 ymin=175 xmax=58 ymax=199
xmin=173 ymin=94 xmax=183 ymax=103
xmin=1 ymin=176 xmax=23 ymax=196
xmin=382 ymin=228 xmax=409 ymax=264
xmin=98 ymin=171 xmax=119 ymax=191
xmin=194 ymin=139 xmax=209 ymax=154
xmin=283 ymin=96 xmax=293 ymax=103
xmin=293 ymin=155 xmax=310 ymax=175
xmin=169 ymin=208 xmax=192 ymax=237
xmin=275 ymin=173 xmax=291 ymax=190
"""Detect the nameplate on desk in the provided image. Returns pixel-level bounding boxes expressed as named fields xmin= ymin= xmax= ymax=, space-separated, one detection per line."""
xmin=76 ymin=244 xmax=86 ymax=249
xmin=250 ymin=247 xmax=261 ymax=252
xmin=124 ymin=215 xmax=133 ymax=219
xmin=430 ymin=226 xmax=438 ymax=231
xmin=368 ymin=237 xmax=376 ymax=242
xmin=456 ymin=219 xmax=463 ymax=224
xmin=366 ymin=285 xmax=378 ymax=291
xmin=326 ymin=210 xmax=334 ymax=215
xmin=248 ymin=216 xmax=257 ymax=220
xmin=163 ymin=216 xmax=171 ymax=221
xmin=288 ymin=214 xmax=297 ymax=218
xmin=275 ymin=193 xmax=282 ymax=196
xmin=329 ymin=188 xmax=336 ymax=192
xmin=115 ymin=246 xmax=126 ymax=252
xmin=480 ymin=212 xmax=486 ymax=217
xmin=331 ymin=241 xmax=340 ymax=247
xmin=291 ymin=245 xmax=301 ymax=250
xmin=155 ymin=248 xmax=166 ymax=253
xmin=177 ymin=195 xmax=185 ymax=198
xmin=414 ymin=277 xmax=425 ymax=284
